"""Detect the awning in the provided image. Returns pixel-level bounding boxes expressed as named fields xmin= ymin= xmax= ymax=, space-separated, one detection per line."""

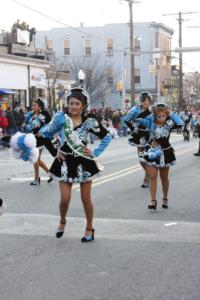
xmin=0 ymin=89 xmax=15 ymax=95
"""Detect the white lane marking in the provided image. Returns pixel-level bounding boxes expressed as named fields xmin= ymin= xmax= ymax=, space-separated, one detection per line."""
xmin=7 ymin=146 xmax=195 ymax=185
xmin=9 ymin=164 xmax=140 ymax=184
xmin=90 ymin=164 xmax=141 ymax=182
xmin=0 ymin=213 xmax=199 ymax=243
xmin=176 ymin=147 xmax=195 ymax=156
xmin=75 ymin=167 xmax=142 ymax=191
xmin=8 ymin=165 xmax=141 ymax=184
xmin=164 ymin=223 xmax=178 ymax=227
xmin=9 ymin=177 xmax=50 ymax=182
xmin=92 ymin=167 xmax=142 ymax=187
xmin=75 ymin=147 xmax=195 ymax=189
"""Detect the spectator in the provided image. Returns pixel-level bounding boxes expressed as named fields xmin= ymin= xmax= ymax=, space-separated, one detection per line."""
xmin=120 ymin=112 xmax=128 ymax=136
xmin=6 ymin=107 xmax=16 ymax=135
xmin=17 ymin=108 xmax=25 ymax=132
xmin=0 ymin=106 xmax=9 ymax=134
xmin=112 ymin=111 xmax=121 ymax=135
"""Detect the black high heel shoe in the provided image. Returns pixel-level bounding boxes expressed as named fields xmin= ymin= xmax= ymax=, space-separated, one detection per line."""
xmin=30 ymin=177 xmax=41 ymax=186
xmin=81 ymin=228 xmax=95 ymax=243
xmin=141 ymin=180 xmax=149 ymax=188
xmin=56 ymin=220 xmax=66 ymax=239
xmin=47 ymin=176 xmax=53 ymax=183
xmin=162 ymin=199 xmax=168 ymax=209
xmin=148 ymin=200 xmax=157 ymax=210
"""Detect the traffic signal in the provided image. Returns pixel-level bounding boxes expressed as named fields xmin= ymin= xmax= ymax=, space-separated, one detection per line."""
xmin=117 ymin=80 xmax=123 ymax=95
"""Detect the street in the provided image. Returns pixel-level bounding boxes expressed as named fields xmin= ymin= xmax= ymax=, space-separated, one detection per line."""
xmin=0 ymin=134 xmax=200 ymax=300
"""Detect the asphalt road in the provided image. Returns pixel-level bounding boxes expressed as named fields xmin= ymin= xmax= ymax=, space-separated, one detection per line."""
xmin=0 ymin=134 xmax=200 ymax=300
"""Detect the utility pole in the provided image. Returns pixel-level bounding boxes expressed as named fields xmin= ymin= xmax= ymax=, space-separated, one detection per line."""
xmin=121 ymin=0 xmax=140 ymax=106
xmin=178 ymin=12 xmax=183 ymax=109
xmin=163 ymin=11 xmax=198 ymax=109
xmin=129 ymin=0 xmax=135 ymax=106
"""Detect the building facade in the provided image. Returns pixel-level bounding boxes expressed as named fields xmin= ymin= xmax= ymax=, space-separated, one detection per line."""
xmin=0 ymin=21 xmax=75 ymax=111
xmin=36 ymin=22 xmax=174 ymax=108
xmin=0 ymin=53 xmax=50 ymax=109
xmin=183 ymin=72 xmax=200 ymax=109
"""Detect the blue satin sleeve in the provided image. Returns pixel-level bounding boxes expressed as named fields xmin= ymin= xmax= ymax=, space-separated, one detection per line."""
xmin=124 ymin=106 xmax=141 ymax=123
xmin=92 ymin=133 xmax=112 ymax=158
xmin=25 ymin=111 xmax=32 ymax=122
xmin=135 ymin=114 xmax=154 ymax=132
xmin=170 ymin=112 xmax=184 ymax=126
xmin=39 ymin=112 xmax=65 ymax=139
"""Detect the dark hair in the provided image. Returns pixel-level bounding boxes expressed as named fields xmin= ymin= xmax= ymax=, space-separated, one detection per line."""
xmin=154 ymin=106 xmax=170 ymax=118
xmin=67 ymin=87 xmax=89 ymax=108
xmin=33 ymin=98 xmax=45 ymax=111
xmin=140 ymin=92 xmax=152 ymax=103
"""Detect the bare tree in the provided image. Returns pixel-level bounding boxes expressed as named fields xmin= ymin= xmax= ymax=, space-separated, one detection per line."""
xmin=68 ymin=56 xmax=113 ymax=108
xmin=45 ymin=65 xmax=64 ymax=112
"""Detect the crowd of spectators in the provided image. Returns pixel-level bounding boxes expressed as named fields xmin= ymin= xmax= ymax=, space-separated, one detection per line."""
xmin=0 ymin=105 xmax=25 ymax=135
xmin=1 ymin=104 xmax=200 ymax=148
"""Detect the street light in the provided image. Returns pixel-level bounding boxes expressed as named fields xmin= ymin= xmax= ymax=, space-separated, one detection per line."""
xmin=153 ymin=48 xmax=161 ymax=103
xmin=78 ymin=69 xmax=85 ymax=88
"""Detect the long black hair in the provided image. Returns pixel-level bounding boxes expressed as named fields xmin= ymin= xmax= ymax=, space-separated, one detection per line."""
xmin=139 ymin=92 xmax=152 ymax=103
xmin=33 ymin=98 xmax=45 ymax=112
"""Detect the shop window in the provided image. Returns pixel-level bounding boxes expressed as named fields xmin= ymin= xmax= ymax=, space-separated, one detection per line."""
xmin=64 ymin=39 xmax=70 ymax=55
xmin=135 ymin=69 xmax=141 ymax=84
xmin=47 ymin=40 xmax=53 ymax=50
xmin=107 ymin=67 xmax=113 ymax=85
xmin=85 ymin=39 xmax=91 ymax=56
xmin=135 ymin=39 xmax=141 ymax=52
xmin=106 ymin=39 xmax=113 ymax=56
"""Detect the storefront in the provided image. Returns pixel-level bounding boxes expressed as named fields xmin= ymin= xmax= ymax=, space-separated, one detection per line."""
xmin=0 ymin=53 xmax=50 ymax=110
xmin=0 ymin=88 xmax=27 ymax=110
xmin=0 ymin=88 xmax=15 ymax=110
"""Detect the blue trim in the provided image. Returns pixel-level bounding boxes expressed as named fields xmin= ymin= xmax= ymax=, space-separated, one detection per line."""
xmin=40 ymin=112 xmax=65 ymax=139
xmin=124 ymin=106 xmax=141 ymax=122
xmin=20 ymin=148 xmax=32 ymax=161
xmin=0 ymin=88 xmax=15 ymax=95
xmin=93 ymin=134 xmax=112 ymax=157
xmin=17 ymin=134 xmax=26 ymax=150
xmin=170 ymin=112 xmax=184 ymax=126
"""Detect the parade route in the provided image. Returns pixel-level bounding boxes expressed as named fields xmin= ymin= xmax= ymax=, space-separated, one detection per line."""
xmin=1 ymin=135 xmax=200 ymax=300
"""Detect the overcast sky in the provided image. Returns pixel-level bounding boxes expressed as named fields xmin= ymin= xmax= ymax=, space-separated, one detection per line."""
xmin=1 ymin=0 xmax=200 ymax=71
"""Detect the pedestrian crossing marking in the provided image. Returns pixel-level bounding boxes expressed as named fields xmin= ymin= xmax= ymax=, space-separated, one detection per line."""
xmin=0 ymin=213 xmax=200 ymax=243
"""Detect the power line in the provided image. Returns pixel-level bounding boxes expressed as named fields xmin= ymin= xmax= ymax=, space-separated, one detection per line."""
xmin=11 ymin=0 xmax=108 ymax=43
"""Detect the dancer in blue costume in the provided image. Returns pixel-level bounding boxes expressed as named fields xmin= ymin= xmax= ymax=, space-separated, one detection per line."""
xmin=25 ymin=98 xmax=54 ymax=185
xmin=41 ymin=88 xmax=112 ymax=242
xmin=124 ymin=92 xmax=152 ymax=188
xmin=136 ymin=104 xmax=184 ymax=210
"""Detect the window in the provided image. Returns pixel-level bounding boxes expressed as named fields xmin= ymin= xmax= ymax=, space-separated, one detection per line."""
xmin=85 ymin=68 xmax=92 ymax=79
xmin=135 ymin=69 xmax=140 ymax=84
xmin=47 ymin=40 xmax=53 ymax=50
xmin=107 ymin=67 xmax=113 ymax=85
xmin=106 ymin=39 xmax=113 ymax=56
xmin=64 ymin=39 xmax=70 ymax=55
xmin=135 ymin=39 xmax=141 ymax=52
xmin=85 ymin=39 xmax=91 ymax=56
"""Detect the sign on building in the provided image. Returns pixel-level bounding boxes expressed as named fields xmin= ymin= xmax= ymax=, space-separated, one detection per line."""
xmin=17 ymin=28 xmax=30 ymax=45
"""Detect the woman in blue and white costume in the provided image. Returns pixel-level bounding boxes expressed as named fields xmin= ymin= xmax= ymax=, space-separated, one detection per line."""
xmin=124 ymin=92 xmax=152 ymax=188
xmin=40 ymin=87 xmax=112 ymax=242
xmin=136 ymin=104 xmax=184 ymax=210
xmin=25 ymin=98 xmax=52 ymax=185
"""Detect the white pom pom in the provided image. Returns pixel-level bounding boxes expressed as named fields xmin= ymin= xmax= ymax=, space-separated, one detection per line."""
xmin=10 ymin=132 xmax=23 ymax=150
xmin=11 ymin=148 xmax=22 ymax=159
xmin=24 ymin=133 xmax=36 ymax=148
xmin=29 ymin=148 xmax=39 ymax=164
